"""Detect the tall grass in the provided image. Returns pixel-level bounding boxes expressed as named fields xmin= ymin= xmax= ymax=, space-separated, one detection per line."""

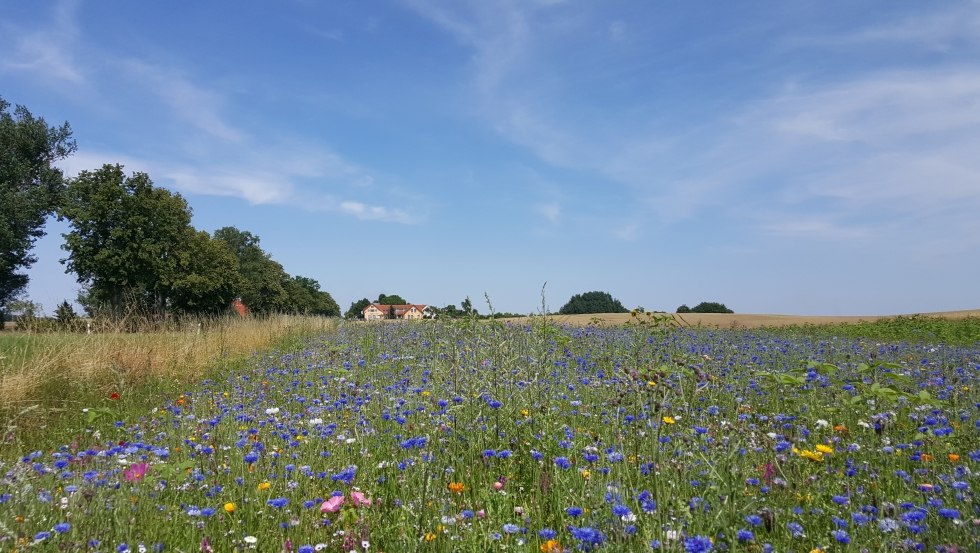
xmin=0 ymin=315 xmax=334 ymax=439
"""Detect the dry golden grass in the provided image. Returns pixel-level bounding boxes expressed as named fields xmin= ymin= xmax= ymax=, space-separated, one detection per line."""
xmin=504 ymin=309 xmax=980 ymax=328
xmin=0 ymin=315 xmax=334 ymax=410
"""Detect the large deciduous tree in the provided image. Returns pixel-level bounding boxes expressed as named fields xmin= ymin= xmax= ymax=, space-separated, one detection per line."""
xmin=213 ymin=226 xmax=291 ymax=314
xmin=558 ymin=291 xmax=628 ymax=315
xmin=60 ymin=164 xmax=193 ymax=316
xmin=286 ymin=275 xmax=340 ymax=316
xmin=167 ymin=230 xmax=245 ymax=314
xmin=0 ymin=97 xmax=76 ymax=321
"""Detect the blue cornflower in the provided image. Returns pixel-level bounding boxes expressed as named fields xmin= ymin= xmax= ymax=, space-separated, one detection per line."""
xmin=298 ymin=546 xmax=314 ymax=553
xmin=570 ymin=526 xmax=605 ymax=548
xmin=566 ymin=506 xmax=583 ymax=517
xmin=650 ymin=539 xmax=662 ymax=549
xmin=243 ymin=451 xmax=259 ymax=464
xmin=554 ymin=457 xmax=571 ymax=469
xmin=34 ymin=531 xmax=52 ymax=541
xmin=461 ymin=509 xmax=474 ymax=519
xmin=851 ymin=512 xmax=870 ymax=526
xmin=938 ymin=508 xmax=960 ymax=519
xmin=54 ymin=522 xmax=71 ymax=533
xmin=745 ymin=514 xmax=763 ymax=526
xmin=775 ymin=440 xmax=792 ymax=452
xmin=503 ymin=523 xmax=519 ymax=534
xmin=267 ymin=497 xmax=289 ymax=508
xmin=786 ymin=522 xmax=804 ymax=537
xmin=683 ymin=535 xmax=713 ymax=553
xmin=736 ymin=529 xmax=754 ymax=542
xmin=832 ymin=529 xmax=850 ymax=544
xmin=331 ymin=465 xmax=357 ymax=484
xmin=831 ymin=494 xmax=849 ymax=505
xmin=539 ymin=528 xmax=556 ymax=539
xmin=612 ymin=504 xmax=631 ymax=517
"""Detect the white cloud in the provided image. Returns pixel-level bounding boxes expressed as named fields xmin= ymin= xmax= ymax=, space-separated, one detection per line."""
xmin=535 ymin=202 xmax=561 ymax=223
xmin=123 ymin=61 xmax=247 ymax=144
xmin=0 ymin=0 xmax=84 ymax=83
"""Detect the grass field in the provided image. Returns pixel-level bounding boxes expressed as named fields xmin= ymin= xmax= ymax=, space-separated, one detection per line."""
xmin=0 ymin=314 xmax=976 ymax=551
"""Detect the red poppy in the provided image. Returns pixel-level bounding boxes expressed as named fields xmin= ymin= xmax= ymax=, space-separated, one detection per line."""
xmin=109 ymin=392 xmax=120 ymax=400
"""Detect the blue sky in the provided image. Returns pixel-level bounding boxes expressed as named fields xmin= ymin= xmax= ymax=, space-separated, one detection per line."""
xmin=4 ymin=1 xmax=979 ymax=316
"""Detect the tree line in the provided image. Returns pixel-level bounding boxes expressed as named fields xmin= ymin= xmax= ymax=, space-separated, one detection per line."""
xmin=1 ymin=96 xmax=339 ymax=325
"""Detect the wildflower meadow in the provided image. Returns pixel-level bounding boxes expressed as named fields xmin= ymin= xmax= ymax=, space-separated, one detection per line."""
xmin=1 ymin=316 xmax=977 ymax=552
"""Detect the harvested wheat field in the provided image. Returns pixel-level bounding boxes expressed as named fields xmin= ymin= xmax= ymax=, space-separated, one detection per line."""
xmin=505 ymin=309 xmax=980 ymax=328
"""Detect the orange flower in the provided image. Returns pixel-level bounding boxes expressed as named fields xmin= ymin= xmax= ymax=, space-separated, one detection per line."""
xmin=541 ymin=539 xmax=563 ymax=552
xmin=833 ymin=424 xmax=847 ymax=434
xmin=447 ymin=481 xmax=464 ymax=494
xmin=948 ymin=453 xmax=960 ymax=463
xmin=921 ymin=454 xmax=933 ymax=463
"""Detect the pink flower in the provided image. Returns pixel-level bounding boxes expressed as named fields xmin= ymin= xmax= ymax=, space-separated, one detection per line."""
xmin=124 ymin=462 xmax=148 ymax=482
xmin=320 ymin=495 xmax=345 ymax=513
xmin=350 ymin=490 xmax=371 ymax=508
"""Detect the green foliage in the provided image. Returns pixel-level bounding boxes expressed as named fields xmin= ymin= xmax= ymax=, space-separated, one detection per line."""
xmin=783 ymin=315 xmax=980 ymax=346
xmin=166 ymin=231 xmax=245 ymax=315
xmin=213 ymin=227 xmax=291 ymax=314
xmin=285 ymin=276 xmax=340 ymax=316
xmin=689 ymin=301 xmax=734 ymax=313
xmin=60 ymin=165 xmax=195 ymax=315
xmin=0 ymin=97 xmax=76 ymax=316
xmin=376 ymin=293 xmax=407 ymax=305
xmin=54 ymin=300 xmax=79 ymax=329
xmin=558 ymin=290 xmax=628 ymax=315
xmin=676 ymin=304 xmax=691 ymax=313
xmin=345 ymin=298 xmax=371 ymax=319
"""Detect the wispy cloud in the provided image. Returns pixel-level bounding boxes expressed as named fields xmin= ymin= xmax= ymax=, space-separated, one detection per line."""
xmin=0 ymin=0 xmax=84 ymax=83
xmin=123 ymin=61 xmax=248 ymax=144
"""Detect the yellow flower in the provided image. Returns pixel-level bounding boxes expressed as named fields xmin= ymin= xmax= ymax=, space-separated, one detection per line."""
xmin=799 ymin=449 xmax=824 ymax=462
xmin=448 ymin=481 xmax=464 ymax=494
xmin=662 ymin=416 xmax=675 ymax=425
xmin=580 ymin=469 xmax=591 ymax=480
xmin=224 ymin=502 xmax=236 ymax=513
xmin=647 ymin=381 xmax=657 ymax=387
xmin=815 ymin=444 xmax=834 ymax=454
xmin=424 ymin=532 xmax=437 ymax=542
xmin=258 ymin=481 xmax=270 ymax=491
xmin=520 ymin=408 xmax=530 ymax=418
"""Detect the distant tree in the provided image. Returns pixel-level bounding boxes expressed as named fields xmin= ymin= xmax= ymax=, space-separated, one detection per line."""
xmin=558 ymin=291 xmax=628 ymax=315
xmin=285 ymin=275 xmax=340 ymax=316
xmin=387 ymin=305 xmax=396 ymax=320
xmin=345 ymin=298 xmax=371 ymax=319
xmin=436 ymin=303 xmax=464 ymax=318
xmin=676 ymin=304 xmax=691 ymax=313
xmin=0 ymin=97 xmax=77 ymax=322
xmin=689 ymin=301 xmax=733 ymax=314
xmin=461 ymin=297 xmax=478 ymax=316
xmin=55 ymin=300 xmax=78 ymax=328
xmin=377 ymin=293 xmax=407 ymax=305
xmin=60 ymin=164 xmax=196 ymax=317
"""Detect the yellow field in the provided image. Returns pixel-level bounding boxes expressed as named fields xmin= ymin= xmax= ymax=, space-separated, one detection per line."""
xmin=503 ymin=309 xmax=980 ymax=328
